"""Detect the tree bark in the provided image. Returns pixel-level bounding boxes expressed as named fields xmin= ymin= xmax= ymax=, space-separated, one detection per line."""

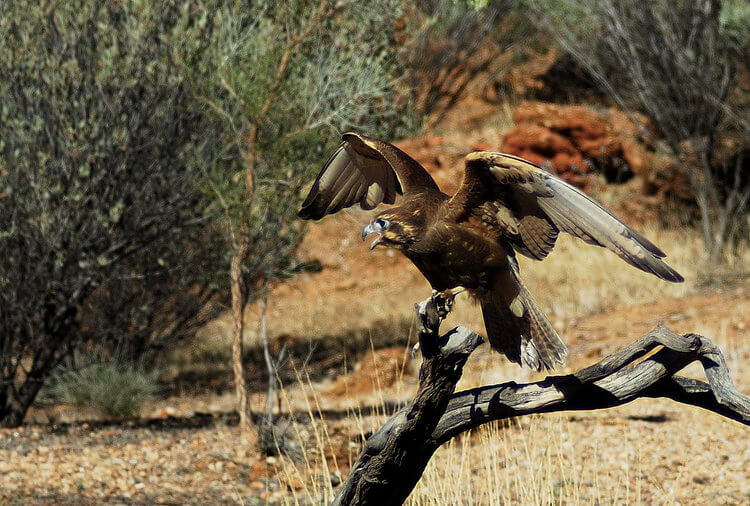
xmin=229 ymin=232 xmax=255 ymax=440
xmin=333 ymin=298 xmax=750 ymax=505
xmin=332 ymin=295 xmax=483 ymax=505
xmin=0 ymin=380 xmax=43 ymax=428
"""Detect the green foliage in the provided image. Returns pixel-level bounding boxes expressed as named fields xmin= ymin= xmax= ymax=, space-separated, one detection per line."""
xmin=188 ymin=0 xmax=418 ymax=298
xmin=43 ymin=362 xmax=159 ymax=419
xmin=0 ymin=1 xmax=226 ymax=426
xmin=527 ymin=0 xmax=599 ymax=36
xmin=538 ymin=0 xmax=750 ymax=51
xmin=720 ymin=0 xmax=750 ymax=47
xmin=0 ymin=0 xmax=422 ymax=426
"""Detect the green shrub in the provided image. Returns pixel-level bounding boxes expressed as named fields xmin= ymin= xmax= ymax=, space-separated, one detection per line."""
xmin=0 ymin=0 xmax=225 ymax=426
xmin=44 ymin=363 xmax=159 ymax=419
xmin=720 ymin=0 xmax=750 ymax=47
xmin=0 ymin=0 xmax=424 ymax=429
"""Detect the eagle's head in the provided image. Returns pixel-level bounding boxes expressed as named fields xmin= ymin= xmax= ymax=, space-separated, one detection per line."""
xmin=362 ymin=208 xmax=422 ymax=251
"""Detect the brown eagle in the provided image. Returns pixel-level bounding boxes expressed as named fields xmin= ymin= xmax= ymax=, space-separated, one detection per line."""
xmin=298 ymin=133 xmax=683 ymax=371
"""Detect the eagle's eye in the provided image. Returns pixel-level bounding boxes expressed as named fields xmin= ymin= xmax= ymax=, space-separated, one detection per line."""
xmin=375 ymin=218 xmax=390 ymax=231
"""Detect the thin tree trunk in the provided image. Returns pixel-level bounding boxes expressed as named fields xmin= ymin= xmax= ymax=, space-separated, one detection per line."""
xmin=0 ymin=375 xmax=45 ymax=428
xmin=227 ymin=0 xmax=333 ymax=445
xmin=0 ymin=386 xmax=29 ymax=428
xmin=260 ymin=291 xmax=275 ymax=425
xmin=230 ymin=231 xmax=256 ymax=441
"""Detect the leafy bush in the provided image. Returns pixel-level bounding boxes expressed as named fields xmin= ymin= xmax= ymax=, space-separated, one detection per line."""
xmin=720 ymin=0 xmax=750 ymax=47
xmin=43 ymin=363 xmax=159 ymax=419
xmin=0 ymin=1 xmax=225 ymax=426
xmin=0 ymin=0 xmax=424 ymax=428
xmin=185 ymin=0 xmax=424 ymax=434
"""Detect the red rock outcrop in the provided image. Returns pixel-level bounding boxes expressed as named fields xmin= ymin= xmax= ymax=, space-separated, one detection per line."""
xmin=501 ymin=101 xmax=654 ymax=190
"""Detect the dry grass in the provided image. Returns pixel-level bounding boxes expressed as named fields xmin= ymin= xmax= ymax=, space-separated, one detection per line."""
xmin=263 ymin=319 xmax=750 ymax=505
xmin=518 ymin=226 xmax=697 ymax=317
xmin=264 ymin=345 xmax=750 ymax=505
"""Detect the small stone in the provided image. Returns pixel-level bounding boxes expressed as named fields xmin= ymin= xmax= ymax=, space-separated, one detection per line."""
xmin=330 ymin=471 xmax=342 ymax=487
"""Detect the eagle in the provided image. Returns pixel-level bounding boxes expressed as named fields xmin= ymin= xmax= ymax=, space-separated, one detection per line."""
xmin=298 ymin=133 xmax=683 ymax=371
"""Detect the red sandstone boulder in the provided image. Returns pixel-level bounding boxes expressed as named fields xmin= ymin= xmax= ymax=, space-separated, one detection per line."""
xmin=501 ymin=101 xmax=654 ymax=189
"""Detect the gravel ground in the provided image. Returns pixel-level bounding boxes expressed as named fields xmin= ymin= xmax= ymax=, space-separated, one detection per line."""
xmin=2 ymin=393 xmax=748 ymax=505
xmin=3 ymin=283 xmax=748 ymax=505
xmin=0 ymin=421 xmax=275 ymax=505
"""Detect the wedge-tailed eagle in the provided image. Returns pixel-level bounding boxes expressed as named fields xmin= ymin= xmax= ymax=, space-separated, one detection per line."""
xmin=299 ymin=133 xmax=683 ymax=371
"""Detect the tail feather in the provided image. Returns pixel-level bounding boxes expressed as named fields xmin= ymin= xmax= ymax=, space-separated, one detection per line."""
xmin=520 ymin=284 xmax=567 ymax=369
xmin=480 ymin=273 xmax=567 ymax=371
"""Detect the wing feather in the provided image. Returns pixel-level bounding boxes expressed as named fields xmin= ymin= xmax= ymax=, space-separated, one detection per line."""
xmin=327 ymin=163 xmax=363 ymax=213
xmin=451 ymin=152 xmax=683 ymax=282
xmin=298 ymin=133 xmax=438 ymax=220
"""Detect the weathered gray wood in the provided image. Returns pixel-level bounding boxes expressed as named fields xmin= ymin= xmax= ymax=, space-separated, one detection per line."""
xmin=331 ymin=293 xmax=483 ymax=506
xmin=332 ymin=298 xmax=750 ymax=506
xmin=435 ymin=328 xmax=749 ymax=444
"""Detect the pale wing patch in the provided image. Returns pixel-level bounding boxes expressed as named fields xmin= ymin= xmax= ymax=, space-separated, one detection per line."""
xmin=363 ymin=183 xmax=386 ymax=209
xmin=298 ymin=137 xmax=403 ymax=220
xmin=509 ymin=296 xmax=525 ymax=317
xmin=459 ymin=151 xmax=683 ymax=282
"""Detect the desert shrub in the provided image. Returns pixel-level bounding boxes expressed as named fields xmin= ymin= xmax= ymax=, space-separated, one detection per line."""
xmin=720 ymin=0 xmax=750 ymax=47
xmin=185 ymin=0 xmax=424 ymax=435
xmin=186 ymin=0 xmax=424 ymax=306
xmin=78 ymin=225 xmax=228 ymax=366
xmin=0 ymin=1 xmax=225 ymax=426
xmin=0 ymin=0 xmax=426 ymax=429
xmin=43 ymin=362 xmax=159 ymax=419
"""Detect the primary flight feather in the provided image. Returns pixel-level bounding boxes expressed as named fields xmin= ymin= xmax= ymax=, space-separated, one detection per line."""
xmin=299 ymin=133 xmax=683 ymax=371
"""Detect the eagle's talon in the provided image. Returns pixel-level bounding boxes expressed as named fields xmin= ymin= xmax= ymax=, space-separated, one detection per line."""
xmin=430 ymin=289 xmax=455 ymax=320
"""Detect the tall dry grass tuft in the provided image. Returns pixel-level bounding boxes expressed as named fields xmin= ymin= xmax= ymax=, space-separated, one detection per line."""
xmin=260 ymin=334 xmax=416 ymax=505
xmin=260 ymin=334 xmax=637 ymax=505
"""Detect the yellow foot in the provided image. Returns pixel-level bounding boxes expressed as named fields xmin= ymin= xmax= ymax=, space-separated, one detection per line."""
xmin=430 ymin=289 xmax=455 ymax=319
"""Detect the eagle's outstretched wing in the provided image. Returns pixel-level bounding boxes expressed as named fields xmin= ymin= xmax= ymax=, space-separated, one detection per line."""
xmin=298 ymin=133 xmax=439 ymax=220
xmin=449 ymin=151 xmax=684 ymax=282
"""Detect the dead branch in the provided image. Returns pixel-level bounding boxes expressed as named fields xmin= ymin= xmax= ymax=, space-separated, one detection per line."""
xmin=333 ymin=297 xmax=750 ymax=505
xmin=331 ymin=294 xmax=483 ymax=506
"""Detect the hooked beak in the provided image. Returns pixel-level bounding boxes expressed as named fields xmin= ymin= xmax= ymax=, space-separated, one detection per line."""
xmin=362 ymin=223 xmax=383 ymax=250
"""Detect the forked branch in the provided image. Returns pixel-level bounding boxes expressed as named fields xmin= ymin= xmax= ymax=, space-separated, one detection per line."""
xmin=333 ymin=295 xmax=750 ymax=505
